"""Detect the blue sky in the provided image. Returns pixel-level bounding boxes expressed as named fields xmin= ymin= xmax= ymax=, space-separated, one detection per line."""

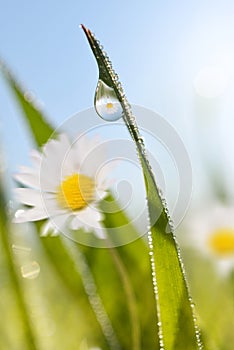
xmin=1 ymin=0 xmax=234 ymax=204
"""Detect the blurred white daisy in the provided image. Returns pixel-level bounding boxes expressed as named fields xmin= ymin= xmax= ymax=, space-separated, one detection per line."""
xmin=13 ymin=134 xmax=113 ymax=239
xmin=186 ymin=204 xmax=234 ymax=274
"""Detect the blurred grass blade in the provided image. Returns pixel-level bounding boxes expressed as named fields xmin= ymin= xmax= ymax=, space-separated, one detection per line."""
xmin=0 ymin=157 xmax=37 ymax=349
xmin=81 ymin=25 xmax=202 ymax=349
xmin=0 ymin=60 xmax=54 ymax=146
xmin=39 ymin=233 xmax=120 ymax=349
xmin=61 ymin=236 xmax=121 ymax=349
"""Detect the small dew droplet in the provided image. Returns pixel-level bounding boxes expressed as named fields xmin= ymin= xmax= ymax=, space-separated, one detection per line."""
xmin=24 ymin=91 xmax=36 ymax=103
xmin=21 ymin=261 xmax=40 ymax=279
xmin=94 ymin=80 xmax=122 ymax=121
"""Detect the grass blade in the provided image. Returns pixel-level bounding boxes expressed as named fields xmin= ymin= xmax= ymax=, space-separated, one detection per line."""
xmin=0 ymin=164 xmax=37 ymax=349
xmin=0 ymin=60 xmax=54 ymax=147
xmin=81 ymin=25 xmax=202 ymax=349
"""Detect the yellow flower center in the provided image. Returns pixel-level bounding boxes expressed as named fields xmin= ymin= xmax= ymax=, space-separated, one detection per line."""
xmin=208 ymin=228 xmax=234 ymax=257
xmin=106 ymin=102 xmax=114 ymax=110
xmin=57 ymin=174 xmax=95 ymax=211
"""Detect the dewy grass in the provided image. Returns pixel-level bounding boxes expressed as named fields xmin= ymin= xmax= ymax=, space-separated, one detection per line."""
xmin=81 ymin=25 xmax=203 ymax=349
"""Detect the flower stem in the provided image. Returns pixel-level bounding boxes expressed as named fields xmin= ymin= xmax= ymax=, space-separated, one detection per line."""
xmin=61 ymin=236 xmax=121 ymax=350
xmin=108 ymin=246 xmax=141 ymax=350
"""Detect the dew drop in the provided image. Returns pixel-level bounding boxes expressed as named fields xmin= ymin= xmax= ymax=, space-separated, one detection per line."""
xmin=24 ymin=90 xmax=36 ymax=103
xmin=21 ymin=261 xmax=40 ymax=279
xmin=94 ymin=80 xmax=122 ymax=121
xmin=137 ymin=136 xmax=145 ymax=144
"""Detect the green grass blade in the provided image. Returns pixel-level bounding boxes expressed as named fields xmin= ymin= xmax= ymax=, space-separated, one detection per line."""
xmin=39 ymin=234 xmax=117 ymax=349
xmin=0 ymin=60 xmax=54 ymax=147
xmin=142 ymin=153 xmax=199 ymax=348
xmin=0 ymin=166 xmax=37 ymax=349
xmin=82 ymin=25 xmax=202 ymax=349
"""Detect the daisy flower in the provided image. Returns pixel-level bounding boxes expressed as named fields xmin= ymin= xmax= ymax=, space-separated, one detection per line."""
xmin=185 ymin=203 xmax=234 ymax=274
xmin=13 ymin=134 xmax=113 ymax=239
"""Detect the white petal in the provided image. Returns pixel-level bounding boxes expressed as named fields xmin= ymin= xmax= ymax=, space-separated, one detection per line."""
xmin=39 ymin=162 xmax=60 ymax=192
xmin=70 ymin=206 xmax=103 ymax=229
xmin=61 ymin=134 xmax=88 ymax=176
xmin=74 ymin=134 xmax=99 ymax=159
xmin=18 ymin=165 xmax=35 ymax=174
xmin=14 ymin=164 xmax=53 ymax=192
xmin=70 ymin=216 xmax=84 ymax=230
xmin=29 ymin=149 xmax=42 ymax=168
xmin=43 ymin=196 xmax=68 ymax=216
xmin=72 ymin=135 xmax=102 ymax=174
xmin=14 ymin=171 xmax=40 ymax=189
xmin=216 ymin=258 xmax=234 ymax=276
xmin=40 ymin=221 xmax=60 ymax=237
xmin=61 ymin=148 xmax=77 ymax=176
xmin=50 ymin=213 xmax=70 ymax=232
xmin=78 ymin=206 xmax=104 ymax=223
xmin=81 ymin=150 xmax=105 ymax=177
xmin=14 ymin=188 xmax=43 ymax=207
xmin=95 ymin=189 xmax=108 ymax=202
xmin=93 ymin=222 xmax=106 ymax=239
xmin=40 ymin=134 xmax=71 ymax=189
xmin=62 ymin=134 xmax=102 ymax=176
xmin=42 ymin=134 xmax=69 ymax=158
xmin=40 ymin=154 xmax=61 ymax=190
xmin=13 ymin=208 xmax=47 ymax=223
xmin=70 ymin=212 xmax=106 ymax=239
xmin=71 ymin=135 xmax=85 ymax=160
xmin=66 ymin=134 xmax=95 ymax=174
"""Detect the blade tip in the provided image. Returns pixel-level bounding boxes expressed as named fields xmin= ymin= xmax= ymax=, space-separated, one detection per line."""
xmin=80 ymin=24 xmax=90 ymax=35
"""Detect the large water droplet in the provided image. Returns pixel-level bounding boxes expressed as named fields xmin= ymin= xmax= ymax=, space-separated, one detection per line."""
xmin=94 ymin=80 xmax=122 ymax=121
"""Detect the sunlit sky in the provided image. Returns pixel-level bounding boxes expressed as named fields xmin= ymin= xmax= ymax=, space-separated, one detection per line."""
xmin=1 ymin=0 xmax=234 ymax=206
